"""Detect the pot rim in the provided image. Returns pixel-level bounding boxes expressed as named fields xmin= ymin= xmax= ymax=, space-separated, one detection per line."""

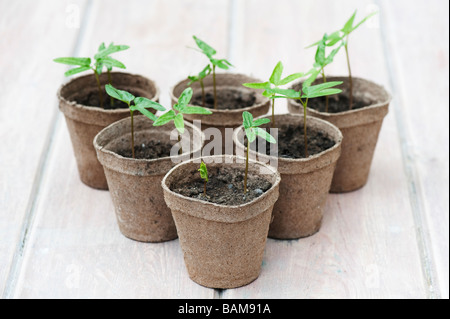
xmin=162 ymin=154 xmax=281 ymax=212
xmin=233 ymin=113 xmax=343 ymax=166
xmin=289 ymin=75 xmax=392 ymax=117
xmin=57 ymin=71 xmax=160 ymax=115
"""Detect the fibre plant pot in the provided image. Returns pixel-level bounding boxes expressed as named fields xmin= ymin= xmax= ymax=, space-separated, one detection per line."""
xmin=94 ymin=116 xmax=204 ymax=242
xmin=234 ymin=114 xmax=343 ymax=239
xmin=58 ymin=72 xmax=160 ymax=189
xmin=288 ymin=76 xmax=391 ymax=193
xmin=170 ymin=73 xmax=271 ymax=155
xmin=162 ymin=155 xmax=281 ymax=288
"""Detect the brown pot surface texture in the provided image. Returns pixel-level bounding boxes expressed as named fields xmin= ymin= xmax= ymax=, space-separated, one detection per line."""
xmin=58 ymin=72 xmax=160 ymax=189
xmin=234 ymin=114 xmax=343 ymax=239
xmin=162 ymin=155 xmax=280 ymax=289
xmin=94 ymin=116 xmax=204 ymax=242
xmin=170 ymin=73 xmax=271 ymax=154
xmin=288 ymin=76 xmax=391 ymax=192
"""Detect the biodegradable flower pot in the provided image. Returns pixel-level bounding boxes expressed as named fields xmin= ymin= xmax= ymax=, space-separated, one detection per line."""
xmin=170 ymin=73 xmax=271 ymax=155
xmin=58 ymin=72 xmax=160 ymax=189
xmin=162 ymin=155 xmax=281 ymax=288
xmin=234 ymin=114 xmax=343 ymax=239
xmin=94 ymin=116 xmax=204 ymax=242
xmin=288 ymin=76 xmax=391 ymax=193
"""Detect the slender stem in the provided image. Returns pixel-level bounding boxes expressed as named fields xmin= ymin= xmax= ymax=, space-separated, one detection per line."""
xmin=244 ymin=138 xmax=249 ymax=194
xmin=107 ymin=70 xmax=114 ymax=107
xmin=302 ymin=98 xmax=309 ymax=157
xmin=200 ymin=79 xmax=206 ymax=107
xmin=94 ymin=70 xmax=104 ymax=109
xmin=130 ymin=109 xmax=135 ymax=159
xmin=345 ymin=38 xmax=353 ymax=110
xmin=322 ymin=69 xmax=329 ymax=113
xmin=212 ymin=64 xmax=217 ymax=109
xmin=204 ymin=181 xmax=207 ymax=196
xmin=178 ymin=134 xmax=182 ymax=155
xmin=271 ymin=98 xmax=275 ymax=128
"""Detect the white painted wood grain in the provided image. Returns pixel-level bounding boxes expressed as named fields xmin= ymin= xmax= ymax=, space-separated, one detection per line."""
xmin=0 ymin=0 xmax=88 ymax=296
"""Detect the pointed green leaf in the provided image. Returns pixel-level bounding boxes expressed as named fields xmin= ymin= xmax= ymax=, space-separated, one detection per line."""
xmin=199 ymin=64 xmax=211 ymax=78
xmin=100 ymin=56 xmax=126 ymax=69
xmin=198 ymin=162 xmax=209 ymax=182
xmin=342 ymin=11 xmax=357 ymax=34
xmin=303 ymin=69 xmax=321 ymax=88
xmin=254 ymin=127 xmax=276 ymax=144
xmin=54 ymin=57 xmax=91 ymax=67
xmin=269 ymin=61 xmax=283 ymax=85
xmin=134 ymin=97 xmax=166 ymax=111
xmin=242 ymin=111 xmax=254 ymax=129
xmin=174 ymin=113 xmax=185 ymax=134
xmin=352 ymin=11 xmax=378 ymax=32
xmin=265 ymin=88 xmax=301 ymax=99
xmin=278 ymin=72 xmax=304 ymax=85
xmin=98 ymin=42 xmax=106 ymax=52
xmin=94 ymin=44 xmax=130 ymax=60
xmin=302 ymin=88 xmax=342 ymax=99
xmin=153 ymin=110 xmax=176 ymax=126
xmin=252 ymin=118 xmax=270 ymax=127
xmin=315 ymin=35 xmax=327 ymax=66
xmin=211 ymin=58 xmax=232 ymax=70
xmin=245 ymin=127 xmax=257 ymax=143
xmin=262 ymin=90 xmax=274 ymax=98
xmin=105 ymin=84 xmax=135 ymax=104
xmin=242 ymin=82 xmax=270 ymax=89
xmin=181 ymin=106 xmax=212 ymax=115
xmin=64 ymin=66 xmax=91 ymax=77
xmin=187 ymin=75 xmax=199 ymax=86
xmin=178 ymin=87 xmax=193 ymax=107
xmin=326 ymin=31 xmax=343 ymax=46
xmin=131 ymin=104 xmax=158 ymax=122
xmin=193 ymin=35 xmax=216 ymax=57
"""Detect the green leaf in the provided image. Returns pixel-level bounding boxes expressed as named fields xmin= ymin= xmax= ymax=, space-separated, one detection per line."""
xmin=352 ymin=11 xmax=378 ymax=32
xmin=302 ymin=88 xmax=342 ymax=99
xmin=100 ymin=56 xmax=126 ymax=69
xmin=262 ymin=90 xmax=274 ymax=98
xmin=98 ymin=42 xmax=106 ymax=52
xmin=178 ymin=87 xmax=193 ymax=107
xmin=95 ymin=44 xmax=130 ymax=60
xmin=305 ymin=81 xmax=343 ymax=93
xmin=105 ymin=84 xmax=135 ymax=105
xmin=54 ymin=57 xmax=91 ymax=67
xmin=181 ymin=106 xmax=213 ymax=115
xmin=278 ymin=72 xmax=304 ymax=85
xmin=242 ymin=111 xmax=254 ymax=129
xmin=265 ymin=88 xmax=301 ymax=99
xmin=174 ymin=113 xmax=185 ymax=134
xmin=211 ymin=58 xmax=232 ymax=70
xmin=242 ymin=81 xmax=270 ymax=89
xmin=252 ymin=118 xmax=270 ymax=127
xmin=134 ymin=97 xmax=166 ymax=111
xmin=245 ymin=127 xmax=256 ymax=143
xmin=131 ymin=104 xmax=157 ymax=122
xmin=254 ymin=127 xmax=276 ymax=144
xmin=303 ymin=69 xmax=321 ymax=88
xmin=342 ymin=11 xmax=357 ymax=34
xmin=269 ymin=61 xmax=283 ymax=85
xmin=64 ymin=66 xmax=91 ymax=77
xmin=326 ymin=31 xmax=343 ymax=46
xmin=153 ymin=110 xmax=176 ymax=126
xmin=198 ymin=64 xmax=211 ymax=78
xmin=193 ymin=35 xmax=216 ymax=57
xmin=198 ymin=162 xmax=209 ymax=182
xmin=315 ymin=35 xmax=327 ymax=66
xmin=325 ymin=43 xmax=343 ymax=65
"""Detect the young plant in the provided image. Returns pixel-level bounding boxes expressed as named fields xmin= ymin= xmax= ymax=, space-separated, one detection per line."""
xmin=266 ymin=78 xmax=342 ymax=157
xmin=54 ymin=43 xmax=129 ymax=108
xmin=308 ymin=11 xmax=377 ymax=110
xmin=242 ymin=111 xmax=276 ymax=194
xmin=192 ymin=35 xmax=233 ymax=109
xmin=306 ymin=34 xmax=343 ymax=112
xmin=198 ymin=161 xmax=209 ymax=196
xmin=105 ymin=84 xmax=166 ymax=159
xmin=187 ymin=64 xmax=211 ymax=107
xmin=153 ymin=87 xmax=212 ymax=155
xmin=243 ymin=61 xmax=303 ymax=127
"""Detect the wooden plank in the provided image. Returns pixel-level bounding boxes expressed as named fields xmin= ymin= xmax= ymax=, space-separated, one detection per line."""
xmin=11 ymin=0 xmax=230 ymax=298
xmin=0 ymin=0 xmax=88 ymax=296
xmin=221 ymin=0 xmax=428 ymax=298
xmin=380 ymin=0 xmax=449 ymax=299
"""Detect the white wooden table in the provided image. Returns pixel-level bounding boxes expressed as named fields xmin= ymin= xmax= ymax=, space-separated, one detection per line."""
xmin=0 ymin=0 xmax=448 ymax=299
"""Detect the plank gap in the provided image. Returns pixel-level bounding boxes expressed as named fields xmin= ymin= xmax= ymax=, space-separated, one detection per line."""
xmin=2 ymin=0 xmax=95 ymax=299
xmin=376 ymin=0 xmax=441 ymax=299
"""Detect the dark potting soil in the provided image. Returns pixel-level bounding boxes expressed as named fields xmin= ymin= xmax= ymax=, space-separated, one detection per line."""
xmin=117 ymin=140 xmax=174 ymax=159
xmin=248 ymin=124 xmax=336 ymax=159
xmin=191 ymin=88 xmax=256 ymax=110
xmin=171 ymin=167 xmax=272 ymax=206
xmin=307 ymin=94 xmax=368 ymax=113
xmin=73 ymin=89 xmax=142 ymax=110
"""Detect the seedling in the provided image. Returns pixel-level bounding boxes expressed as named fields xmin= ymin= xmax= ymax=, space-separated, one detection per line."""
xmin=105 ymin=84 xmax=166 ymax=159
xmin=192 ymin=35 xmax=233 ymax=109
xmin=242 ymin=111 xmax=276 ymax=194
xmin=306 ymin=34 xmax=343 ymax=112
xmin=187 ymin=64 xmax=211 ymax=107
xmin=198 ymin=161 xmax=209 ymax=196
xmin=54 ymin=43 xmax=129 ymax=108
xmin=154 ymin=87 xmax=212 ymax=155
xmin=308 ymin=11 xmax=377 ymax=110
xmin=243 ymin=61 xmax=303 ymax=127
xmin=266 ymin=77 xmax=342 ymax=157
